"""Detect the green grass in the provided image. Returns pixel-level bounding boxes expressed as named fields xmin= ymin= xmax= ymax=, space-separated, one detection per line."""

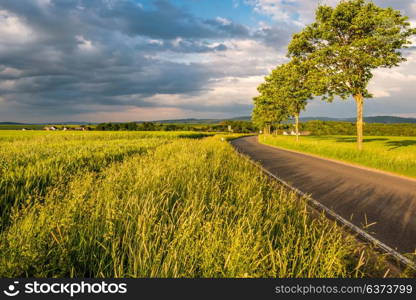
xmin=0 ymin=131 xmax=387 ymax=277
xmin=0 ymin=124 xmax=46 ymax=130
xmin=0 ymin=130 xmax=209 ymax=142
xmin=260 ymin=135 xmax=416 ymax=178
xmin=0 ymin=131 xmax=210 ymax=229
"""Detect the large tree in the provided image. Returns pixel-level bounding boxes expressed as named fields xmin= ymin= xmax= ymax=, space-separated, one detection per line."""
xmin=267 ymin=60 xmax=313 ymax=141
xmin=288 ymin=0 xmax=415 ymax=150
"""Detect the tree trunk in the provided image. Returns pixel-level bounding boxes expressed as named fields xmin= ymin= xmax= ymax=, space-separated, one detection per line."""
xmin=295 ymin=113 xmax=300 ymax=142
xmin=354 ymin=93 xmax=364 ymax=151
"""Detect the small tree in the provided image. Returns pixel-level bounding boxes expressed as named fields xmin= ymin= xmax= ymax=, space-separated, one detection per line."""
xmin=267 ymin=60 xmax=313 ymax=141
xmin=288 ymin=0 xmax=415 ymax=150
xmin=252 ymin=95 xmax=277 ymax=134
xmin=252 ymin=78 xmax=289 ymax=134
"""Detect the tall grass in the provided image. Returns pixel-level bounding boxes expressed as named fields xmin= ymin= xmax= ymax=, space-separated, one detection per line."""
xmin=0 ymin=130 xmax=210 ymax=142
xmin=0 ymin=135 xmax=369 ymax=278
xmin=260 ymin=135 xmax=416 ymax=178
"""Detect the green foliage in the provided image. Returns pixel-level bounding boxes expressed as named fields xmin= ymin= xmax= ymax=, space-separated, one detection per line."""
xmin=252 ymin=95 xmax=285 ymax=130
xmin=252 ymin=59 xmax=313 ymax=130
xmin=95 ymin=121 xmax=258 ymax=133
xmin=252 ymin=80 xmax=287 ymax=130
xmin=0 ymin=133 xmax=374 ymax=277
xmin=269 ymin=59 xmax=313 ymax=117
xmin=0 ymin=131 xmax=209 ymax=230
xmin=288 ymin=0 xmax=416 ymax=100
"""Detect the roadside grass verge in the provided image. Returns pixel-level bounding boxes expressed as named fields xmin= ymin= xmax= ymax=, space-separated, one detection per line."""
xmin=0 ymin=136 xmax=385 ymax=278
xmin=259 ymin=135 xmax=416 ymax=178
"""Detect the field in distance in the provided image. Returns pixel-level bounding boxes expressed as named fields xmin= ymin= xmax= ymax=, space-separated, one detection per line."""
xmin=260 ymin=135 xmax=416 ymax=178
xmin=0 ymin=130 xmax=393 ymax=277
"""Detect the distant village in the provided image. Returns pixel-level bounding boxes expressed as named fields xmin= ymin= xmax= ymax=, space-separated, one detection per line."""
xmin=43 ymin=126 xmax=90 ymax=131
xmin=282 ymin=130 xmax=310 ymax=136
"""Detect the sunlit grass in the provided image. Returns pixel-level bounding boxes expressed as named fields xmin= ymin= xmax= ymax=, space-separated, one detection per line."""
xmin=0 ymin=131 xmax=210 ymax=229
xmin=260 ymin=135 xmax=416 ymax=178
xmin=0 ymin=132 xmax=385 ymax=277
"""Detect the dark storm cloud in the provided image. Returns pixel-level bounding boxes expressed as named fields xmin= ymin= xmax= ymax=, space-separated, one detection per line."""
xmin=0 ymin=0 xmax=256 ymax=117
xmin=0 ymin=0 xmax=250 ymax=40
xmin=97 ymin=0 xmax=250 ymax=39
xmin=138 ymin=39 xmax=228 ymax=53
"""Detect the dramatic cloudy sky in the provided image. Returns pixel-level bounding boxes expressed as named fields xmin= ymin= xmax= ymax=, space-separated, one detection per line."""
xmin=0 ymin=0 xmax=415 ymax=122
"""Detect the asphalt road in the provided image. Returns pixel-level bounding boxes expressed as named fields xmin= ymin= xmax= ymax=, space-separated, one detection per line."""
xmin=231 ymin=136 xmax=416 ymax=254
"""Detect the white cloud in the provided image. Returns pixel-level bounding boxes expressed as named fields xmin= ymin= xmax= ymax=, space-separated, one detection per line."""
xmin=0 ymin=80 xmax=16 ymax=91
xmin=34 ymin=0 xmax=52 ymax=6
xmin=247 ymin=0 xmax=339 ymax=25
xmin=216 ymin=17 xmax=232 ymax=26
xmin=369 ymin=50 xmax=416 ymax=97
xmin=76 ymin=35 xmax=97 ymax=52
xmin=0 ymin=10 xmax=35 ymax=45
xmin=0 ymin=67 xmax=22 ymax=77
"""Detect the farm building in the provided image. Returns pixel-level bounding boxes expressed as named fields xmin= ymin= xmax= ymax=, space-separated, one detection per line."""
xmin=282 ymin=130 xmax=311 ymax=136
xmin=43 ymin=126 xmax=57 ymax=131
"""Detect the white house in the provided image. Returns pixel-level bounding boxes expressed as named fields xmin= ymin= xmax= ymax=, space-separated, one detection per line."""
xmin=44 ymin=126 xmax=57 ymax=131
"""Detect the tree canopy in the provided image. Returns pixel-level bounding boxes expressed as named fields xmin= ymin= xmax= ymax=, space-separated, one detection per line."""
xmin=252 ymin=59 xmax=313 ymax=137
xmin=253 ymin=0 xmax=415 ymax=150
xmin=252 ymin=74 xmax=290 ymax=133
xmin=288 ymin=0 xmax=415 ymax=101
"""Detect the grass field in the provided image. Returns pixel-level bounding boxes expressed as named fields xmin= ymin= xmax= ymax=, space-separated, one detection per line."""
xmin=0 ymin=124 xmax=47 ymax=130
xmin=0 ymin=131 xmax=389 ymax=277
xmin=260 ymin=135 xmax=416 ymax=179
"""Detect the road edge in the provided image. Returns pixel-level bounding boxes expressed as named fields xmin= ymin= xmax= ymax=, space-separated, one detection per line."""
xmin=229 ymin=137 xmax=416 ymax=273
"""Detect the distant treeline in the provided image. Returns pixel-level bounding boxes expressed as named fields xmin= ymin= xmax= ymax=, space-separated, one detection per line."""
xmin=95 ymin=121 xmax=257 ymax=133
xmin=274 ymin=121 xmax=416 ymax=136
xmin=8 ymin=120 xmax=415 ymax=136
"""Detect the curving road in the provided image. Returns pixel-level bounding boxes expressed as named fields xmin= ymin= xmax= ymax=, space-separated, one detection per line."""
xmin=231 ymin=136 xmax=416 ymax=254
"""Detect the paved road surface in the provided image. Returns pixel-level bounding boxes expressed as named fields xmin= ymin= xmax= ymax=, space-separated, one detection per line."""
xmin=231 ymin=136 xmax=416 ymax=253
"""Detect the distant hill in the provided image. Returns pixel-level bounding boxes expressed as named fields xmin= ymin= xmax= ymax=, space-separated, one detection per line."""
xmin=347 ymin=116 xmax=416 ymax=123
xmin=300 ymin=116 xmax=416 ymax=123
xmin=0 ymin=122 xmax=25 ymax=125
xmin=143 ymin=118 xmax=220 ymax=124
xmin=0 ymin=121 xmax=94 ymax=125
xmin=46 ymin=121 xmax=93 ymax=125
xmin=146 ymin=116 xmax=251 ymax=124
xmin=299 ymin=117 xmax=339 ymax=122
xmin=149 ymin=115 xmax=416 ymax=124
xmin=226 ymin=116 xmax=251 ymax=121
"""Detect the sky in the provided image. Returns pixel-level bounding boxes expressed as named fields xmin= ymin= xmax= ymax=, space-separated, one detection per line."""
xmin=0 ymin=0 xmax=415 ymax=123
